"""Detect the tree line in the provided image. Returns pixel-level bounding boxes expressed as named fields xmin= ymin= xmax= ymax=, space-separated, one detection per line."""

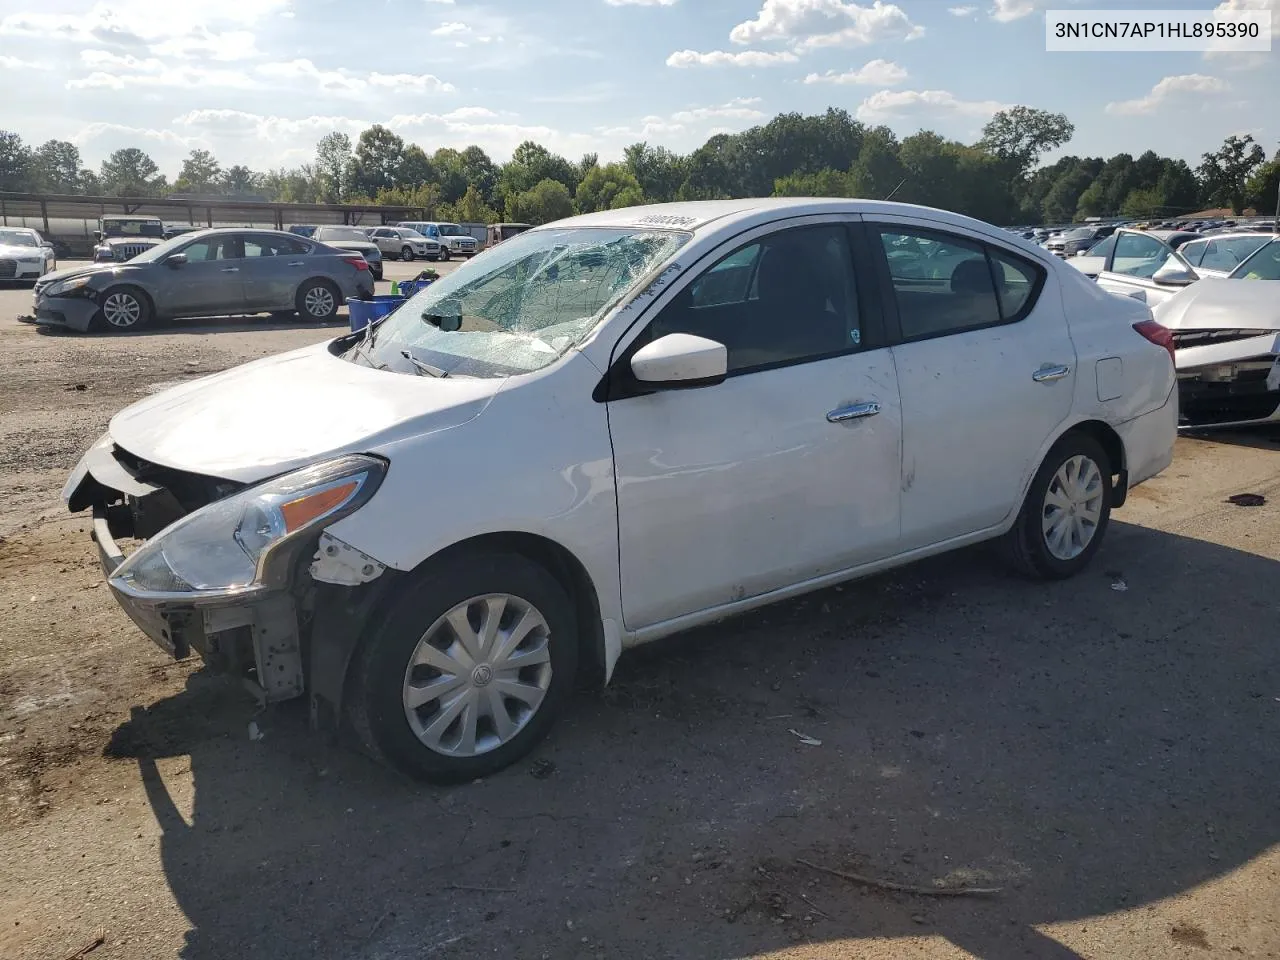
xmin=1 ymin=107 xmax=1276 ymax=226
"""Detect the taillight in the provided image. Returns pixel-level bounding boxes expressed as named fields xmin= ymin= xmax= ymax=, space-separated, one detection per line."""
xmin=1133 ymin=319 xmax=1175 ymax=364
xmin=343 ymin=255 xmax=370 ymax=272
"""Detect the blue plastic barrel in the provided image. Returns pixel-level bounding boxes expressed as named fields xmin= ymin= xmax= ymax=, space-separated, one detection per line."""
xmin=346 ymin=294 xmax=406 ymax=333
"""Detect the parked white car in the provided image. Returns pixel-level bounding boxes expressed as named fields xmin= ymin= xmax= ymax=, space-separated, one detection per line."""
xmin=367 ymin=226 xmax=441 ymax=262
xmin=0 ymin=226 xmax=57 ymax=282
xmin=62 ymin=199 xmax=1177 ymax=782
xmin=396 ymin=221 xmax=477 ymax=259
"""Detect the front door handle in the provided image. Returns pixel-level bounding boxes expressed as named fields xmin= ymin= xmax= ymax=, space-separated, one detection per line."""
xmin=287 ymin=261 xmax=305 ymax=266
xmin=1032 ymin=364 xmax=1071 ymax=383
xmin=220 ymin=267 xmax=240 ymax=273
xmin=827 ymin=401 xmax=881 ymax=423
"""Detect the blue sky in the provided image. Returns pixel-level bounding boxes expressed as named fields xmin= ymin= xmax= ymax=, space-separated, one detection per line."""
xmin=0 ymin=0 xmax=1275 ymax=178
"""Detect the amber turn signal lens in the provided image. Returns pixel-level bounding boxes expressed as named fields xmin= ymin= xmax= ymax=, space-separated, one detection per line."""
xmin=279 ymin=480 xmax=360 ymax=533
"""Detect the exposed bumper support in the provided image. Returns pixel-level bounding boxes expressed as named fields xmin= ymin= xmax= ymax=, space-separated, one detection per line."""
xmin=1175 ymin=332 xmax=1280 ymax=429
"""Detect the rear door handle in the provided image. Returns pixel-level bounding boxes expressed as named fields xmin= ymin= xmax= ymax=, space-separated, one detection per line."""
xmin=827 ymin=401 xmax=881 ymax=423
xmin=1032 ymin=364 xmax=1071 ymax=383
xmin=220 ymin=267 xmax=240 ymax=273
xmin=287 ymin=261 xmax=305 ymax=266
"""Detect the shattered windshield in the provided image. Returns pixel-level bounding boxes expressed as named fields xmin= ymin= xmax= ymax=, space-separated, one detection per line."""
xmin=348 ymin=226 xmax=689 ymax=378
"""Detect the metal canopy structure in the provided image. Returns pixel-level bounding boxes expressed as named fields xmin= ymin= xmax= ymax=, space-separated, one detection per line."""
xmin=0 ymin=191 xmax=430 ymax=252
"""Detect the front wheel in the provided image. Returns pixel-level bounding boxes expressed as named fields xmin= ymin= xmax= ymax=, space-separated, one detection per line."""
xmin=1004 ymin=432 xmax=1112 ymax=579
xmin=401 ymin=246 xmax=415 ymax=262
xmin=438 ymin=247 xmax=450 ymax=262
xmin=98 ymin=286 xmax=152 ymax=331
xmin=348 ymin=551 xmax=579 ymax=782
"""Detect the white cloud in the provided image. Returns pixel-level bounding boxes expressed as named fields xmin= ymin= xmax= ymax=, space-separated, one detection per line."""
xmin=440 ymin=106 xmax=500 ymax=120
xmin=988 ymin=0 xmax=1042 ymax=20
xmin=257 ymin=58 xmax=454 ymax=94
xmin=367 ymin=72 xmax=456 ymax=92
xmin=431 ymin=21 xmax=469 ymax=36
xmin=0 ymin=55 xmax=48 ymax=69
xmin=0 ymin=1 xmax=286 ymax=60
xmin=728 ymin=0 xmax=923 ymax=52
xmin=67 ymin=49 xmax=261 ymax=89
xmin=856 ymin=88 xmax=1011 ymax=122
xmin=948 ymin=5 xmax=977 ymax=15
xmin=666 ymin=48 xmax=798 ymax=66
xmin=670 ymin=98 xmax=767 ymax=123
xmin=804 ymin=58 xmax=907 ymax=85
xmin=605 ymin=0 xmax=679 ymax=5
xmin=1104 ymin=74 xmax=1229 ymax=115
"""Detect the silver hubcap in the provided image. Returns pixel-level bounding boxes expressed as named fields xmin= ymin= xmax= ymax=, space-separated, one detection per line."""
xmin=103 ymin=292 xmax=141 ymax=327
xmin=1041 ymin=454 xmax=1104 ymax=560
xmin=402 ymin=594 xmax=552 ymax=757
xmin=304 ymin=286 xmax=334 ymax=317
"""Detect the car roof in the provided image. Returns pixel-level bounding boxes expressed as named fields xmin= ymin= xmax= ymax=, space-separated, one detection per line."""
xmin=172 ymin=227 xmax=314 ymax=239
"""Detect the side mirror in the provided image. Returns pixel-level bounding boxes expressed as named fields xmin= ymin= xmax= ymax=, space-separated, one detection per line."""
xmin=631 ymin=333 xmax=728 ymax=388
xmin=93 ymin=230 xmax=102 ymax=241
xmin=165 ymin=253 xmax=188 ymax=268
xmin=1075 ymin=249 xmax=1089 ymax=257
xmin=1151 ymin=261 xmax=1197 ymax=286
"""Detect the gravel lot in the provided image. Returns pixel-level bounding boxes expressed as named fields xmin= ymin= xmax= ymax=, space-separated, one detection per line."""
xmin=1 ymin=261 xmax=1278 ymax=960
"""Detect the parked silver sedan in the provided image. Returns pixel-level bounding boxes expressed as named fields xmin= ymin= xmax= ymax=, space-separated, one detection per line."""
xmin=367 ymin=226 xmax=441 ymax=262
xmin=33 ymin=228 xmax=376 ymax=332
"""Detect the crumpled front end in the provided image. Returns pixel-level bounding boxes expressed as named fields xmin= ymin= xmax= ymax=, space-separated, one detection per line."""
xmin=1173 ymin=330 xmax=1280 ymax=429
xmin=63 ymin=435 xmax=389 ymax=705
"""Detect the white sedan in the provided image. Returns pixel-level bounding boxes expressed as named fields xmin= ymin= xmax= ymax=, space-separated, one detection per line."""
xmin=63 ymin=199 xmax=1177 ymax=782
xmin=0 ymin=226 xmax=56 ymax=282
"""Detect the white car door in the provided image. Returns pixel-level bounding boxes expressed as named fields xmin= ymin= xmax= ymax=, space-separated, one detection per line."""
xmin=868 ymin=219 xmax=1077 ymax=549
xmin=607 ymin=220 xmax=903 ymax=630
xmin=1095 ymin=230 xmax=1197 ymax=306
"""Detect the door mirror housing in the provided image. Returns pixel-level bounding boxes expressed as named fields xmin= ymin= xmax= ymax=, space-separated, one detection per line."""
xmin=1151 ymin=261 xmax=1197 ymax=286
xmin=631 ymin=333 xmax=728 ymax=388
xmin=93 ymin=230 xmax=102 ymax=241
xmin=165 ymin=253 xmax=188 ymax=268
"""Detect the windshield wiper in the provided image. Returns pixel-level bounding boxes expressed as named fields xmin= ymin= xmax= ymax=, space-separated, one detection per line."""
xmin=400 ymin=349 xmax=450 ymax=378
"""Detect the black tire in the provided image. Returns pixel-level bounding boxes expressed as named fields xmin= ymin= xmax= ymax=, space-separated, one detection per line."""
xmin=295 ymin=279 xmax=340 ymax=322
xmin=348 ymin=550 xmax=579 ymax=783
xmin=372 ymin=266 xmax=383 ymax=281
xmin=1003 ymin=432 xmax=1113 ymax=580
xmin=97 ymin=285 xmax=152 ymax=332
xmin=438 ymin=247 xmax=450 ymax=262
xmin=401 ymin=246 xmax=415 ymax=262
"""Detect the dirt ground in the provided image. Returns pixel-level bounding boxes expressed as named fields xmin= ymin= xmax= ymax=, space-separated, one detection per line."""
xmin=1 ymin=265 xmax=1278 ymax=960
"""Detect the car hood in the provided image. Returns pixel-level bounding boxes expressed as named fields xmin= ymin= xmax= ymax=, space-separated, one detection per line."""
xmin=1152 ymin=277 xmax=1280 ymax=331
xmin=107 ymin=340 xmax=503 ymax=484
xmin=38 ymin=262 xmax=126 ymax=285
xmin=0 ymin=244 xmax=43 ymax=257
xmin=101 ymin=236 xmax=162 ymax=246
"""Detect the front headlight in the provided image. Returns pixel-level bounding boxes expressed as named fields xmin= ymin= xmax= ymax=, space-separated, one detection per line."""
xmin=111 ymin=454 xmax=386 ymax=598
xmin=45 ymin=276 xmax=93 ymax=297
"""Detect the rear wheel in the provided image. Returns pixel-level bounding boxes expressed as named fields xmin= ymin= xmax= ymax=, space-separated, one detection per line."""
xmin=349 ymin=551 xmax=579 ymax=782
xmin=98 ymin=286 xmax=151 ymax=332
xmin=1004 ymin=432 xmax=1112 ymax=579
xmin=401 ymin=246 xmax=415 ymax=262
xmin=296 ymin=279 xmax=340 ymax=322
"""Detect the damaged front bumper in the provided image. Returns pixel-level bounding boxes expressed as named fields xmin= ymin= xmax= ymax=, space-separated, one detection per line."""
xmin=1174 ymin=331 xmax=1280 ymax=429
xmin=66 ymin=437 xmax=391 ymax=708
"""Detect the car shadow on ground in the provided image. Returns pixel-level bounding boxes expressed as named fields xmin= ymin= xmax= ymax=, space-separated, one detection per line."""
xmin=34 ymin=313 xmax=352 ymax=337
xmin=104 ymin=520 xmax=1279 ymax=960
xmin=1181 ymin=425 xmax=1280 ymax=452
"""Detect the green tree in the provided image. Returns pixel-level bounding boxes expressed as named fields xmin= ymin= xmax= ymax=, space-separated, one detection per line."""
xmin=1075 ymin=180 xmax=1106 ymax=219
xmin=451 ymin=184 xmax=498 ymax=223
xmin=773 ymin=168 xmax=856 ymax=197
xmin=399 ymin=145 xmax=435 ymax=189
xmin=847 ymin=125 xmax=904 ymax=199
xmin=506 ymin=178 xmax=574 ymax=225
xmin=315 ymin=131 xmax=354 ymax=202
xmin=1198 ymin=134 xmax=1267 ymax=214
xmin=979 ymin=106 xmax=1075 ymax=176
xmin=1245 ymin=157 xmax=1280 ymax=217
xmin=352 ymin=125 xmax=406 ymax=197
xmin=222 ymin=165 xmax=259 ymax=195
xmin=0 ymin=130 xmax=33 ymax=191
xmin=1041 ymin=164 xmax=1096 ymax=223
xmin=499 ymin=142 xmax=578 ymax=203
xmin=431 ymin=147 xmax=469 ymax=203
xmin=99 ymin=147 xmax=163 ymax=196
xmin=1155 ymin=159 xmax=1201 ymax=215
xmin=575 ymin=162 xmax=644 ymax=213
xmin=460 ymin=145 xmax=500 ymax=206
xmin=1121 ymin=187 xmax=1164 ymax=219
xmin=174 ymin=149 xmax=223 ymax=193
xmin=624 ymin=142 xmax=686 ymax=203
xmin=32 ymin=140 xmax=82 ymax=192
xmin=260 ymin=166 xmax=321 ymax=203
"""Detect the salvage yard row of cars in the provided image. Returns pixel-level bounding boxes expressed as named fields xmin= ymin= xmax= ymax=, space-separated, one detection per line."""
xmin=61 ymin=198 xmax=1181 ymax=782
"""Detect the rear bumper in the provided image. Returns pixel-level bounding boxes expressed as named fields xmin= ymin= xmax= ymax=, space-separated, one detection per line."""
xmin=1116 ymin=385 xmax=1178 ymax=490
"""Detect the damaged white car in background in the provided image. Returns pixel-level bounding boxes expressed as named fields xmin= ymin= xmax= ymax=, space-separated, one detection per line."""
xmin=1152 ymin=237 xmax=1280 ymax=429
